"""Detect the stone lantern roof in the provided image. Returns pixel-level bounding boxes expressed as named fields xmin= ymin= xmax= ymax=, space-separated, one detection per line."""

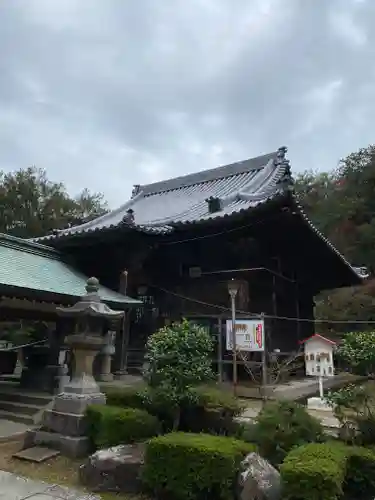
xmin=56 ymin=277 xmax=125 ymax=320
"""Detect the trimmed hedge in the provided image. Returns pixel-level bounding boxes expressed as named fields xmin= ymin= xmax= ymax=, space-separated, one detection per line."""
xmin=345 ymin=446 xmax=375 ymax=499
xmin=104 ymin=384 xmax=244 ymax=435
xmin=280 ymin=442 xmax=375 ymax=500
xmin=281 ymin=443 xmax=346 ymax=500
xmin=86 ymin=405 xmax=160 ymax=449
xmin=105 ymin=385 xmax=175 ymax=429
xmin=142 ymin=432 xmax=256 ymax=500
xmin=105 ymin=385 xmax=145 ymax=409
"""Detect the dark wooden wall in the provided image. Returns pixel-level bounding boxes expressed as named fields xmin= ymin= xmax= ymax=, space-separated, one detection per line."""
xmin=62 ymin=216 xmax=315 ymax=355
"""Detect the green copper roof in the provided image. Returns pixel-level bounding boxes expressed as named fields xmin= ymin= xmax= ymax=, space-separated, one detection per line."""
xmin=0 ymin=234 xmax=140 ymax=306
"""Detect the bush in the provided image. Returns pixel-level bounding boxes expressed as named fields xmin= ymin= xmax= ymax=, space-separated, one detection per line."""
xmin=144 ymin=319 xmax=214 ymax=429
xmin=252 ymin=400 xmax=325 ymax=466
xmin=345 ymin=446 xmax=375 ymax=499
xmin=105 ymin=385 xmax=145 ymax=409
xmin=105 ymin=385 xmax=175 ymax=430
xmin=104 ymin=384 xmax=245 ymax=435
xmin=86 ymin=405 xmax=160 ymax=449
xmin=281 ymin=442 xmax=375 ymax=500
xmin=281 ymin=443 xmax=347 ymax=500
xmin=180 ymin=386 xmax=245 ymax=435
xmin=326 ymin=384 xmax=375 ymax=446
xmin=337 ymin=331 xmax=375 ymax=376
xmin=142 ymin=432 xmax=256 ymax=500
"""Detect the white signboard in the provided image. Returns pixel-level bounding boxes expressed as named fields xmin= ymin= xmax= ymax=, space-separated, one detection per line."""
xmin=303 ymin=336 xmax=335 ymax=378
xmin=226 ymin=319 xmax=265 ymax=352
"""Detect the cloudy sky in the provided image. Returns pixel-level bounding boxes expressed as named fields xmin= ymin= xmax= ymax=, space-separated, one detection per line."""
xmin=0 ymin=0 xmax=374 ymax=207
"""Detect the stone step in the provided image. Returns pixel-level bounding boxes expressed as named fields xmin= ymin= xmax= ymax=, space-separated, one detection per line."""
xmin=0 ymin=420 xmax=33 ymax=444
xmin=0 ymin=409 xmax=35 ymax=426
xmin=0 ymin=379 xmax=51 ymax=426
xmin=13 ymin=446 xmax=60 ymax=463
xmin=0 ymin=388 xmax=52 ymax=407
xmin=0 ymin=374 xmax=21 ymax=382
xmin=0 ymin=400 xmax=43 ymax=416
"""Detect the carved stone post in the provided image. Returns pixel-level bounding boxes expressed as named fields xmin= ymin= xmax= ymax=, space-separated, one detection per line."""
xmin=98 ymin=330 xmax=116 ymax=382
xmin=26 ymin=277 xmax=124 ymax=457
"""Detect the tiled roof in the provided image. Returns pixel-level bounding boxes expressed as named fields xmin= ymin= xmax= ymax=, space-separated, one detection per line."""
xmin=27 ymin=146 xmax=368 ymax=285
xmin=0 ymin=234 xmax=141 ymax=306
xmin=33 ymin=148 xmax=289 ymax=242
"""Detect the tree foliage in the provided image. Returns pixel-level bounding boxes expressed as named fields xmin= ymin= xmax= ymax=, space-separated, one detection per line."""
xmin=143 ymin=319 xmax=214 ymax=429
xmin=295 ymin=145 xmax=375 ymax=332
xmin=336 ymin=332 xmax=375 ymax=377
xmin=296 ymin=146 xmax=375 ymax=269
xmin=0 ymin=166 xmax=108 ymax=238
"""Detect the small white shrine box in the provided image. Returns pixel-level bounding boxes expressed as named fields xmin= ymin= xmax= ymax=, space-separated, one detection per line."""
xmin=300 ymin=334 xmax=336 ymax=378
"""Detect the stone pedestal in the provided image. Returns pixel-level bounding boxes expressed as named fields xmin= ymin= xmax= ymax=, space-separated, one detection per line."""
xmin=307 ymin=396 xmax=332 ymax=412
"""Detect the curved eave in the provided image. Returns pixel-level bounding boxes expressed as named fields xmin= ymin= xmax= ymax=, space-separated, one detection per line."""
xmin=31 ymin=221 xmax=173 ymax=245
xmin=292 ymin=194 xmax=368 ymax=286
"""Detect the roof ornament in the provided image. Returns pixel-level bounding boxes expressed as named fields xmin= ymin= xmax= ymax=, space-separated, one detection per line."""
xmin=206 ymin=196 xmax=222 ymax=214
xmin=122 ymin=208 xmax=135 ymax=225
xmin=85 ymin=276 xmax=100 ymax=294
xmin=354 ymin=266 xmax=370 ymax=279
xmin=131 ymin=185 xmax=141 ymax=198
xmin=276 ymin=146 xmax=294 ymax=192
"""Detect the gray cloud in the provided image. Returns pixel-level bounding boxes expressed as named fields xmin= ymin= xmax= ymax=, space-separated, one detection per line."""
xmin=0 ymin=0 xmax=374 ymax=206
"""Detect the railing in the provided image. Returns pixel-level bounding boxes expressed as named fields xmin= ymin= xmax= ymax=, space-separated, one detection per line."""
xmin=0 ymin=339 xmax=47 ymax=352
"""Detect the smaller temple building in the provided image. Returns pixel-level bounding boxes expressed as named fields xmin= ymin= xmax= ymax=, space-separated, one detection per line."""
xmin=0 ymin=233 xmax=140 ymax=393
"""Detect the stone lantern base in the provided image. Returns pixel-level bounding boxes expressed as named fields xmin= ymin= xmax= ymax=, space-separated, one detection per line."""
xmin=25 ymin=336 xmax=106 ymax=458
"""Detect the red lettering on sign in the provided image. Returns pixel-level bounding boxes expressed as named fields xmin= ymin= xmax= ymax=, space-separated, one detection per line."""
xmin=255 ymin=324 xmax=263 ymax=348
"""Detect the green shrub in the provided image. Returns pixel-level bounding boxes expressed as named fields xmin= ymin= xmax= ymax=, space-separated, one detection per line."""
xmin=281 ymin=442 xmax=375 ymax=500
xmin=180 ymin=386 xmax=245 ymax=435
xmin=142 ymin=432 xmax=256 ymax=500
xmin=144 ymin=319 xmax=214 ymax=429
xmin=104 ymin=385 xmax=175 ymax=430
xmin=104 ymin=384 xmax=245 ymax=435
xmin=86 ymin=405 xmax=160 ymax=449
xmin=104 ymin=385 xmax=145 ymax=409
xmin=253 ymin=400 xmax=325 ymax=466
xmin=325 ymin=384 xmax=375 ymax=446
xmin=345 ymin=446 xmax=375 ymax=499
xmin=281 ymin=443 xmax=347 ymax=500
xmin=235 ymin=420 xmax=258 ymax=442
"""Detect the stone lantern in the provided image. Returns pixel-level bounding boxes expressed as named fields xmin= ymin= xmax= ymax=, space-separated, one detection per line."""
xmin=25 ymin=277 xmax=125 ymax=457
xmin=56 ymin=277 xmax=124 ymax=400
